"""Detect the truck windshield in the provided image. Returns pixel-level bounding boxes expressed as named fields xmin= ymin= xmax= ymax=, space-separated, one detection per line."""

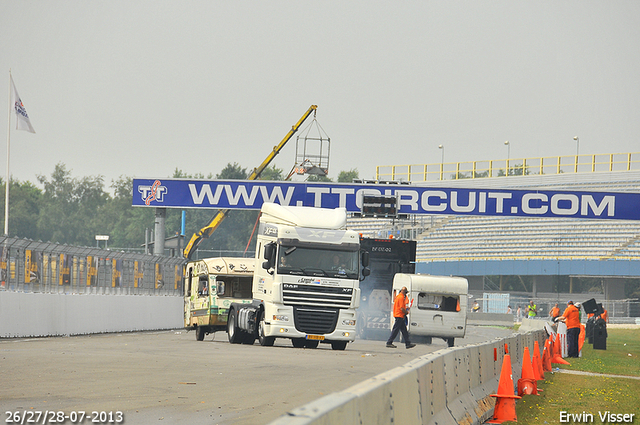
xmin=278 ymin=245 xmax=358 ymax=279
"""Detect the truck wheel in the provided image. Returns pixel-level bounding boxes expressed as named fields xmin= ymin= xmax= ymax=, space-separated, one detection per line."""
xmin=196 ymin=326 xmax=205 ymax=341
xmin=258 ymin=312 xmax=275 ymax=347
xmin=292 ymin=338 xmax=306 ymax=348
xmin=447 ymin=337 xmax=455 ymax=347
xmin=331 ymin=341 xmax=348 ymax=351
xmin=227 ymin=310 xmax=242 ymax=344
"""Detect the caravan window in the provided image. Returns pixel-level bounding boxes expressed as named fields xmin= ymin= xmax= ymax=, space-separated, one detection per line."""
xmin=216 ymin=276 xmax=252 ymax=299
xmin=417 ymin=293 xmax=460 ymax=312
xmin=197 ymin=277 xmax=209 ymax=297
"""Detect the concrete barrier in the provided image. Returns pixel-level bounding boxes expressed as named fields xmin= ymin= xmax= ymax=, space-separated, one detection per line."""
xmin=0 ymin=292 xmax=183 ymax=337
xmin=467 ymin=312 xmax=514 ymax=327
xmin=518 ymin=317 xmax=549 ymax=331
xmin=269 ymin=329 xmax=547 ymax=425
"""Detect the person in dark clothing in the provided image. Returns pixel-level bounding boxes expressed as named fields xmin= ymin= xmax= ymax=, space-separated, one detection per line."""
xmin=558 ymin=300 xmax=581 ymax=358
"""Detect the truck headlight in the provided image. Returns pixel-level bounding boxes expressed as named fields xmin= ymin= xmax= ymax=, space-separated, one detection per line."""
xmin=342 ymin=319 xmax=356 ymax=326
xmin=273 ymin=315 xmax=289 ymax=322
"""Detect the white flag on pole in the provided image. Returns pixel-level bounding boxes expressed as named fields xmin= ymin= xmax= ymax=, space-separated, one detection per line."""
xmin=10 ymin=75 xmax=35 ymax=133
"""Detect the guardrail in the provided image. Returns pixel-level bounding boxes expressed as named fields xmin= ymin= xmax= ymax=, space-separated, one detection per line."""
xmin=268 ymin=327 xmax=547 ymax=425
xmin=377 ymin=152 xmax=640 ymax=182
xmin=0 ymin=236 xmax=184 ymax=295
xmin=0 ymin=236 xmax=187 ymax=337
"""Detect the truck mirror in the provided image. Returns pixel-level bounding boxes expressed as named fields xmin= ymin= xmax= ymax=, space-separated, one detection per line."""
xmin=361 ymin=251 xmax=370 ymax=267
xmin=361 ymin=267 xmax=370 ymax=277
xmin=262 ymin=242 xmax=276 ymax=272
xmin=263 ymin=242 xmax=275 ymax=260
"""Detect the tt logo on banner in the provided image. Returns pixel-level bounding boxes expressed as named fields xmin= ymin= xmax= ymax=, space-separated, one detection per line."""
xmin=138 ymin=180 xmax=168 ymax=205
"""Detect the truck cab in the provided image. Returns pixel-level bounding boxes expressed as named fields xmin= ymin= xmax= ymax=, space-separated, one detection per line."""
xmin=392 ymin=273 xmax=468 ymax=347
xmin=227 ymin=203 xmax=369 ymax=350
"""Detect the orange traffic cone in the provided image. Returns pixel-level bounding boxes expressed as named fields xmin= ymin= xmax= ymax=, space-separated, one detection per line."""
xmin=517 ymin=346 xmax=539 ymax=396
xmin=488 ymin=353 xmax=521 ymax=424
xmin=542 ymin=338 xmax=552 ymax=372
xmin=551 ymin=333 xmax=570 ymax=365
xmin=532 ymin=340 xmax=545 ymax=381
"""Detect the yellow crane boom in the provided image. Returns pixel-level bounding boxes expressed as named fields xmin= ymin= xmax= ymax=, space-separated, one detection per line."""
xmin=183 ymin=105 xmax=318 ymax=259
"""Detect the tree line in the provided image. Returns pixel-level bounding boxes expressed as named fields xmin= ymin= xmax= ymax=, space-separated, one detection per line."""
xmin=0 ymin=163 xmax=359 ymax=254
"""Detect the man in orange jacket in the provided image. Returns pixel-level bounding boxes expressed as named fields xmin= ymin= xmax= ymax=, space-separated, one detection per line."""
xmin=386 ymin=286 xmax=416 ymax=349
xmin=558 ymin=300 xmax=581 ymax=357
xmin=549 ymin=303 xmax=560 ymax=321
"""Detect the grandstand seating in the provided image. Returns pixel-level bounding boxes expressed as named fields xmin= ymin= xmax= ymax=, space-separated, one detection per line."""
xmin=413 ymin=216 xmax=640 ymax=261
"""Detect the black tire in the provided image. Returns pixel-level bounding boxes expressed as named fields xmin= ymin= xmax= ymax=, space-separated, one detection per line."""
xmin=304 ymin=340 xmax=319 ymax=349
xmin=196 ymin=326 xmax=205 ymax=341
xmin=447 ymin=337 xmax=455 ymax=347
xmin=258 ymin=312 xmax=275 ymax=347
xmin=227 ymin=310 xmax=242 ymax=344
xmin=292 ymin=338 xmax=306 ymax=348
xmin=331 ymin=341 xmax=348 ymax=351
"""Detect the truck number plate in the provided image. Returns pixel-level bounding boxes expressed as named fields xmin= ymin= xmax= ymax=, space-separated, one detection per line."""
xmin=306 ymin=335 xmax=324 ymax=341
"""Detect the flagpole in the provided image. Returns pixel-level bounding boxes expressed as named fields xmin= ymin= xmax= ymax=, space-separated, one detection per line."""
xmin=5 ymin=69 xmax=11 ymax=236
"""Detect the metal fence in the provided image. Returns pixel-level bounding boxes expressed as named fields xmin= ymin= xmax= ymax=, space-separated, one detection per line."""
xmin=477 ymin=292 xmax=640 ymax=324
xmin=0 ymin=236 xmax=185 ymax=296
xmin=376 ymin=152 xmax=640 ymax=182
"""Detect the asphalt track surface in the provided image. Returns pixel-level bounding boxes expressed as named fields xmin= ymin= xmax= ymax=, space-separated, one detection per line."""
xmin=0 ymin=326 xmax=514 ymax=425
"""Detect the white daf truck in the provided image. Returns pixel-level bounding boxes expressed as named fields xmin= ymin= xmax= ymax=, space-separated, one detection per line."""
xmin=184 ymin=257 xmax=255 ymax=341
xmin=392 ymin=273 xmax=468 ymax=347
xmin=227 ymin=203 xmax=369 ymax=350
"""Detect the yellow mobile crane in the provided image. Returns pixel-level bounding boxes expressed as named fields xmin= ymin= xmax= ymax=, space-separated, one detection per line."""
xmin=183 ymin=105 xmax=318 ymax=259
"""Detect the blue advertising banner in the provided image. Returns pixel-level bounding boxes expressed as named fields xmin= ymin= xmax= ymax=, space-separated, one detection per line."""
xmin=132 ymin=178 xmax=640 ymax=220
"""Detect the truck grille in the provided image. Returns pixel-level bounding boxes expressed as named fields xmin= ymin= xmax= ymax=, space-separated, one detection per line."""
xmin=293 ymin=307 xmax=338 ymax=334
xmin=282 ymin=284 xmax=353 ymax=309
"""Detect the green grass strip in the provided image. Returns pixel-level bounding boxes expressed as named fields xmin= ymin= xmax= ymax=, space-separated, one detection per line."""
xmin=507 ymin=328 xmax=640 ymax=424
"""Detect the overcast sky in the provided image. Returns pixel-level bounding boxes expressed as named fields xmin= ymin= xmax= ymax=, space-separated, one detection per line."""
xmin=2 ymin=1 xmax=639 ymax=189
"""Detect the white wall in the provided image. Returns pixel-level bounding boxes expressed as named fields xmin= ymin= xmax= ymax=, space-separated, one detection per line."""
xmin=0 ymin=292 xmax=183 ymax=338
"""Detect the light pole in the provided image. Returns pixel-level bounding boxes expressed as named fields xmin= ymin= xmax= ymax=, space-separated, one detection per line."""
xmin=573 ymin=136 xmax=579 ymax=173
xmin=438 ymin=144 xmax=444 ymax=180
xmin=504 ymin=141 xmax=510 ymax=176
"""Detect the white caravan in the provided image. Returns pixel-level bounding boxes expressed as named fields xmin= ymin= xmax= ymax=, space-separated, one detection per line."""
xmin=392 ymin=273 xmax=468 ymax=347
